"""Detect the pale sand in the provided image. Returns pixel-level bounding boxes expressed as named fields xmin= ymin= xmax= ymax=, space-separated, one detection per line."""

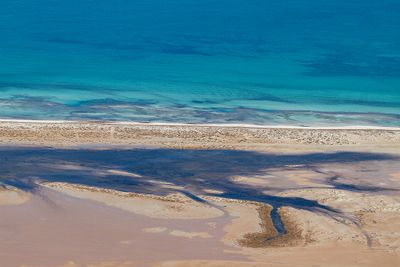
xmin=391 ymin=171 xmax=400 ymax=182
xmin=276 ymin=189 xmax=400 ymax=249
xmin=142 ymin=227 xmax=168 ymax=234
xmin=4 ymin=175 xmax=400 ymax=267
xmin=1 ymin=118 xmax=399 ymax=130
xmin=168 ymin=230 xmax=212 ymax=239
xmin=43 ymin=182 xmax=264 ymax=244
xmin=1 ymin=120 xmax=400 ymax=152
xmin=0 ymin=187 xmax=30 ymax=206
xmin=153 ymin=245 xmax=400 ymax=267
xmin=43 ymin=182 xmax=224 ymax=219
xmin=1 ymin=187 xmax=240 ymax=267
xmin=38 ymin=181 xmax=400 ymax=266
xmin=1 ymin=120 xmax=400 ymax=267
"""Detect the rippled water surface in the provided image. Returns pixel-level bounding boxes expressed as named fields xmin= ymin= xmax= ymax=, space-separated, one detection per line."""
xmin=1 ymin=0 xmax=399 ymax=126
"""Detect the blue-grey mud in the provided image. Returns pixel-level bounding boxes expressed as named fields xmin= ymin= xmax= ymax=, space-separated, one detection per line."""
xmin=1 ymin=0 xmax=400 ymax=126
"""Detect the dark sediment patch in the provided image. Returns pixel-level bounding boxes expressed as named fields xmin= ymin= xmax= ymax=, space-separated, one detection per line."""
xmin=238 ymin=205 xmax=278 ymax=247
xmin=239 ymin=205 xmax=304 ymax=248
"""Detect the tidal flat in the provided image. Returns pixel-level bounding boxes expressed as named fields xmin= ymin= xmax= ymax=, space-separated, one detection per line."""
xmin=0 ymin=121 xmax=399 ymax=267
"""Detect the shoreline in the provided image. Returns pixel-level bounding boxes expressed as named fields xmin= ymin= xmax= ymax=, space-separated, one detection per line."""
xmin=1 ymin=118 xmax=400 ymax=149
xmin=1 ymin=118 xmax=400 ymax=131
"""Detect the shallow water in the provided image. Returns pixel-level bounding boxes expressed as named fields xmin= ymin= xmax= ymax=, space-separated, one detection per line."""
xmin=1 ymin=0 xmax=400 ymax=126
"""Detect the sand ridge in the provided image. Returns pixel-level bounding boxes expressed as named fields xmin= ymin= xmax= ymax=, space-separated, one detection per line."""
xmin=0 ymin=186 xmax=30 ymax=206
xmin=42 ymin=182 xmax=224 ymax=220
xmin=1 ymin=120 xmax=400 ymax=150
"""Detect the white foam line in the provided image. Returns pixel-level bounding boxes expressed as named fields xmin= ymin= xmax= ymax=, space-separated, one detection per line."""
xmin=0 ymin=118 xmax=399 ymax=131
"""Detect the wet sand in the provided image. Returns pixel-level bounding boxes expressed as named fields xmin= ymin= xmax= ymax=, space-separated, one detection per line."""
xmin=0 ymin=187 xmax=242 ymax=267
xmin=0 ymin=120 xmax=400 ymax=266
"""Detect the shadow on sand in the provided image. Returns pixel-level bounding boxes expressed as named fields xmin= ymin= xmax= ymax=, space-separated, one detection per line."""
xmin=0 ymin=147 xmax=398 ymax=236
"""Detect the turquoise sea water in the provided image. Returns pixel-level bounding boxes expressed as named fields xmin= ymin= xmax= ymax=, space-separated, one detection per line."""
xmin=1 ymin=0 xmax=399 ymax=126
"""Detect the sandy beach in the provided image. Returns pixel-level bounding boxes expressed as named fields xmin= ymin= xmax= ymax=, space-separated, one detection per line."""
xmin=0 ymin=120 xmax=399 ymax=267
xmin=0 ymin=119 xmax=399 ymax=150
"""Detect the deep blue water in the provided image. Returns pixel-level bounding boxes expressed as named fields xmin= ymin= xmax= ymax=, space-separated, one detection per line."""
xmin=1 ymin=0 xmax=399 ymax=126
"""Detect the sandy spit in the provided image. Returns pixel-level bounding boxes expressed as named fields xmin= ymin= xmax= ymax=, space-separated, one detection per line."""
xmin=1 ymin=120 xmax=400 ymax=150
